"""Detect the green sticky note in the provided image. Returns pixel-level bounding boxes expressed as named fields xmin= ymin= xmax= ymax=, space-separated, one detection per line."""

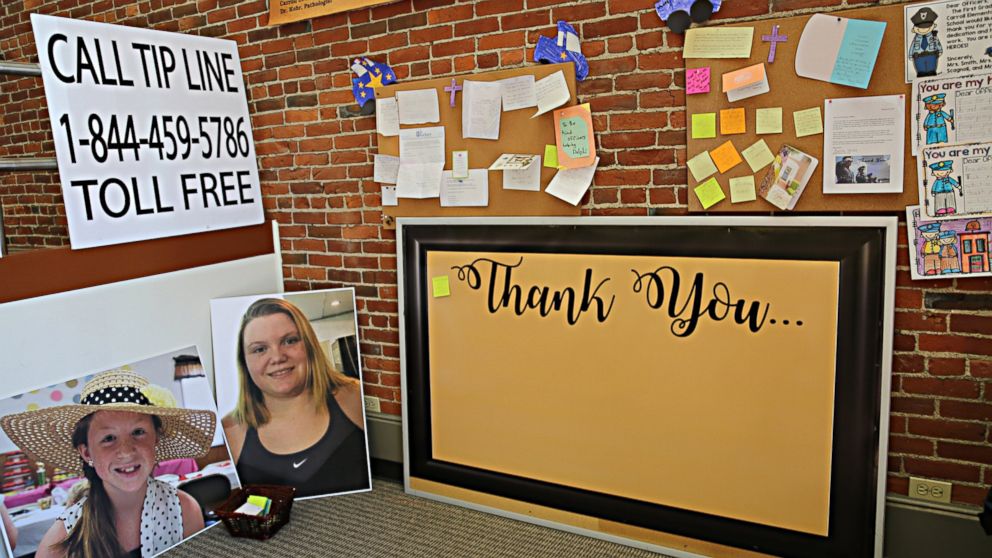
xmin=729 ymin=175 xmax=756 ymax=203
xmin=741 ymin=139 xmax=774 ymax=173
xmin=432 ymin=275 xmax=451 ymax=298
xmin=247 ymin=495 xmax=269 ymax=508
xmin=687 ymin=151 xmax=718 ymax=182
xmin=691 ymin=113 xmax=716 ymax=139
xmin=544 ymin=145 xmax=559 ymax=168
xmin=793 ymin=107 xmax=823 ymax=137
xmin=755 ymin=107 xmax=782 ymax=134
xmin=694 ymin=177 xmax=726 ymax=209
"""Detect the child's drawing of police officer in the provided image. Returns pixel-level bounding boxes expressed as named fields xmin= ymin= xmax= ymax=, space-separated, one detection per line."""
xmin=909 ymin=7 xmax=942 ymax=78
xmin=922 ymin=94 xmax=953 ymax=145
xmin=929 ymin=160 xmax=962 ymax=215
xmin=938 ymin=230 xmax=961 ymax=274
xmin=918 ymin=223 xmax=942 ymax=276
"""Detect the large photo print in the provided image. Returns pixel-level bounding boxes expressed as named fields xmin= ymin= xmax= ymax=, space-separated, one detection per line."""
xmin=0 ymin=347 xmax=236 ymax=558
xmin=210 ymin=289 xmax=370 ymax=500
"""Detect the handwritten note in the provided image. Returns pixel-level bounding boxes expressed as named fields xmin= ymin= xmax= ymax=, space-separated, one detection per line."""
xmin=691 ymin=113 xmax=717 ymax=139
xmin=373 ymin=154 xmax=400 ymax=184
xmin=794 ymin=107 xmax=823 ymax=137
xmin=687 ymin=151 xmax=718 ymax=182
xmin=546 ymin=156 xmax=600 ymax=205
xmin=397 ymin=89 xmax=440 ymax=124
xmin=503 ymin=156 xmax=541 ymax=191
xmin=554 ymin=103 xmax=595 ymax=168
xmin=742 ymin=139 xmax=774 ymax=173
xmin=684 ymin=27 xmax=754 ymax=59
xmin=499 ymin=75 xmax=537 ymax=111
xmin=720 ymin=108 xmax=746 ymax=135
xmin=694 ymin=177 xmax=726 ymax=209
xmin=375 ymin=97 xmax=399 ymax=137
xmin=432 ymin=275 xmax=450 ymax=298
xmin=756 ymin=107 xmax=783 ymax=134
xmin=710 ymin=141 xmax=743 ymax=173
xmin=729 ymin=175 xmax=756 ymax=203
xmin=534 ymin=70 xmax=570 ymax=117
xmin=830 ymin=19 xmax=886 ymax=89
xmin=462 ymin=80 xmax=502 ymax=140
xmin=686 ymin=67 xmax=711 ymax=95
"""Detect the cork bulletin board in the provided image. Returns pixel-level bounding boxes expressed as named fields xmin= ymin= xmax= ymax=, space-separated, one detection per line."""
xmin=686 ymin=4 xmax=919 ymax=212
xmin=399 ymin=217 xmax=898 ymax=558
xmin=376 ymin=63 xmax=581 ymax=226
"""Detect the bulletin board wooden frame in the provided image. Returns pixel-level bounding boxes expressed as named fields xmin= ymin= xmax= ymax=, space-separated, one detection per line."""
xmin=686 ymin=4 xmax=918 ymax=212
xmin=399 ymin=217 xmax=897 ymax=558
xmin=376 ymin=63 xmax=581 ymax=226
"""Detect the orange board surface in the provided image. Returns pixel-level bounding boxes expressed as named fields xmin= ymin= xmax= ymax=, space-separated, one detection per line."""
xmin=425 ymin=250 xmax=840 ymax=536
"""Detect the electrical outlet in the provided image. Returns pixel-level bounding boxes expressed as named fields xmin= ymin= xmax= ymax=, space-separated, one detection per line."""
xmin=908 ymin=477 xmax=952 ymax=504
xmin=363 ymin=395 xmax=381 ymax=413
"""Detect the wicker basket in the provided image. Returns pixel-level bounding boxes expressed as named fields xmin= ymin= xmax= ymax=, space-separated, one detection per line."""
xmin=214 ymin=484 xmax=296 ymax=540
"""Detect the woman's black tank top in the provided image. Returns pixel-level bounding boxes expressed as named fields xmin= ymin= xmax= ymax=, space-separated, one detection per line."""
xmin=236 ymin=392 xmax=369 ymax=497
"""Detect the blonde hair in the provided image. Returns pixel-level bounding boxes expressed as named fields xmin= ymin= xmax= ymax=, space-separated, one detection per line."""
xmin=233 ymin=298 xmax=356 ymax=428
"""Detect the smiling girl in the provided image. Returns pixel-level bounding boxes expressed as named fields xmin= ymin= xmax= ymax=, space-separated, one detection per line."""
xmin=222 ymin=298 xmax=369 ymax=498
xmin=0 ymin=370 xmax=216 ymax=558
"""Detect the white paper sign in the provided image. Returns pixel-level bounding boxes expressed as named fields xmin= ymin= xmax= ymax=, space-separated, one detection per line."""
xmin=440 ymin=170 xmax=489 ymax=207
xmin=31 ymin=14 xmax=263 ymax=249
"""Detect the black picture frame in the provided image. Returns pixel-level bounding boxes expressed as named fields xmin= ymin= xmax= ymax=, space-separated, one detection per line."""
xmin=400 ymin=218 xmax=894 ymax=558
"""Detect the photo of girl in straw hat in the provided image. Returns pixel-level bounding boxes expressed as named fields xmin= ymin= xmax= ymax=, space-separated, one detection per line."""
xmin=210 ymin=290 xmax=371 ymax=499
xmin=0 ymin=348 xmax=234 ymax=558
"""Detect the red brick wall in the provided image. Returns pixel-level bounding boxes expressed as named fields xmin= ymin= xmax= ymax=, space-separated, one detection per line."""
xmin=2 ymin=0 xmax=990 ymax=507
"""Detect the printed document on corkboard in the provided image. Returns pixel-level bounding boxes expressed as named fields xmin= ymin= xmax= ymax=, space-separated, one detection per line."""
xmin=425 ymin=251 xmax=840 ymax=536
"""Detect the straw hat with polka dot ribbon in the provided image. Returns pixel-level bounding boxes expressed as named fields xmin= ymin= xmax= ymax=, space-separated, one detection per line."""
xmin=0 ymin=369 xmax=215 ymax=474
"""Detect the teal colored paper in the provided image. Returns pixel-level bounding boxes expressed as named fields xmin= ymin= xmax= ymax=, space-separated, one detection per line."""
xmin=830 ymin=19 xmax=886 ymax=89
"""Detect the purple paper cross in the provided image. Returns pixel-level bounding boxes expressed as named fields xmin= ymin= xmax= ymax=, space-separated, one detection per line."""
xmin=444 ymin=78 xmax=462 ymax=107
xmin=761 ymin=25 xmax=788 ymax=63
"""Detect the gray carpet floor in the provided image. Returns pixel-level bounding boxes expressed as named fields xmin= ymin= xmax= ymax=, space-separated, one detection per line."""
xmin=162 ymin=479 xmax=676 ymax=558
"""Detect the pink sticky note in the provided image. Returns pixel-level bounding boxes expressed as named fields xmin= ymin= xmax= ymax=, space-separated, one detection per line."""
xmin=686 ymin=67 xmax=711 ymax=95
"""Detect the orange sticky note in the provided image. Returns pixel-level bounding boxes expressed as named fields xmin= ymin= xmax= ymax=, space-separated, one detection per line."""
xmin=720 ymin=108 xmax=746 ymax=135
xmin=710 ymin=140 xmax=743 ymax=173
xmin=554 ymin=103 xmax=596 ymax=169
xmin=721 ymin=63 xmax=769 ymax=102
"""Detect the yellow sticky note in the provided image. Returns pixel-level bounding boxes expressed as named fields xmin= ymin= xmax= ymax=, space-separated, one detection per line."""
xmin=694 ymin=177 xmax=726 ymax=209
xmin=794 ymin=107 xmax=823 ymax=137
xmin=741 ymin=139 xmax=774 ymax=172
xmin=246 ymin=495 xmax=269 ymax=508
xmin=719 ymin=107 xmax=746 ymax=135
xmin=544 ymin=144 xmax=559 ymax=168
xmin=710 ymin=140 xmax=743 ymax=173
xmin=687 ymin=151 xmax=718 ymax=182
xmin=432 ymin=276 xmax=450 ymax=298
xmin=691 ymin=113 xmax=716 ymax=139
xmin=756 ymin=107 xmax=783 ymax=134
xmin=729 ymin=175 xmax=756 ymax=203
xmin=684 ymin=27 xmax=754 ymax=59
